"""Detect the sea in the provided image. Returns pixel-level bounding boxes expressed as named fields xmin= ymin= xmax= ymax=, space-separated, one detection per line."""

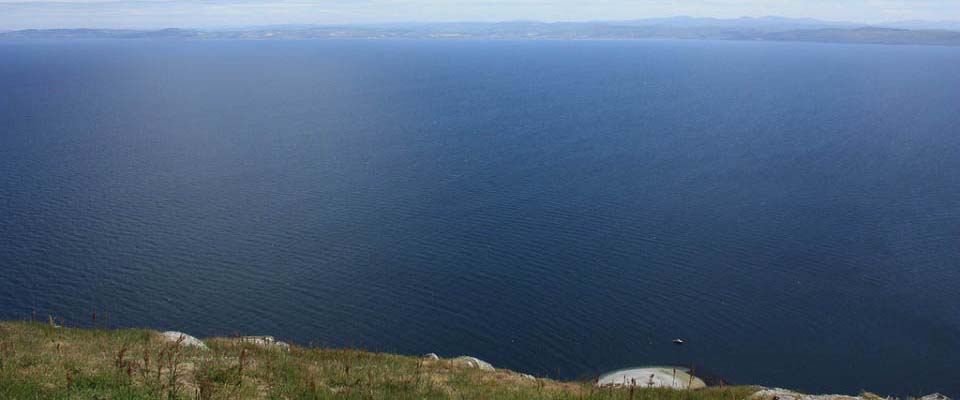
xmin=1 ymin=38 xmax=959 ymax=396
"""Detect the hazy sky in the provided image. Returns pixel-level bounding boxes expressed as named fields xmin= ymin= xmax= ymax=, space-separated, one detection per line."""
xmin=1 ymin=0 xmax=959 ymax=30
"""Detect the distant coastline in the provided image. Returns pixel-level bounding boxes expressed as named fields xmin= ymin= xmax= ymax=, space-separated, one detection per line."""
xmin=3 ymin=17 xmax=960 ymax=46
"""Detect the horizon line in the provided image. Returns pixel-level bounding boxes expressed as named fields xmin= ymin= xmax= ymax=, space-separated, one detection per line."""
xmin=5 ymin=15 xmax=960 ymax=32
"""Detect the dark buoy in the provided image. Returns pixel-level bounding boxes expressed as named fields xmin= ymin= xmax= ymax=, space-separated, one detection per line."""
xmin=672 ymin=338 xmax=685 ymax=345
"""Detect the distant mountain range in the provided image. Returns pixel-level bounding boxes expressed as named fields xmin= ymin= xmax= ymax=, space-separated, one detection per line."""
xmin=3 ymin=17 xmax=960 ymax=46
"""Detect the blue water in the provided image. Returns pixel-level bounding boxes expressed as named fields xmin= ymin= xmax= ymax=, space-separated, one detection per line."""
xmin=1 ymin=39 xmax=959 ymax=396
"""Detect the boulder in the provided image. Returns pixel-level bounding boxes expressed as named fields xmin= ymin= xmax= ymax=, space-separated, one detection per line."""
xmin=452 ymin=356 xmax=494 ymax=371
xmin=160 ymin=331 xmax=207 ymax=349
xmin=919 ymin=394 xmax=950 ymax=400
xmin=423 ymin=353 xmax=440 ymax=361
xmin=598 ymin=367 xmax=704 ymax=389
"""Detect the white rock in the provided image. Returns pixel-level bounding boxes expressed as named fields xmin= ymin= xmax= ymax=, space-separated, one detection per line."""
xmin=920 ymin=394 xmax=950 ymax=400
xmin=598 ymin=367 xmax=705 ymax=389
xmin=423 ymin=353 xmax=440 ymax=361
xmin=520 ymin=373 xmax=536 ymax=380
xmin=160 ymin=331 xmax=207 ymax=349
xmin=453 ymin=356 xmax=494 ymax=371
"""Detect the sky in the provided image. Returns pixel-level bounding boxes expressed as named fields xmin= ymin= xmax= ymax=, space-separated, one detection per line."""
xmin=1 ymin=0 xmax=959 ymax=30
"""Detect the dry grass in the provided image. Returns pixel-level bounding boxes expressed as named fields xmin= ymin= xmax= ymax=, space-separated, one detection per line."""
xmin=0 ymin=320 xmax=760 ymax=399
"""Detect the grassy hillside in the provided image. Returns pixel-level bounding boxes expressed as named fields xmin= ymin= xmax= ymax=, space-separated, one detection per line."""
xmin=0 ymin=321 xmax=764 ymax=399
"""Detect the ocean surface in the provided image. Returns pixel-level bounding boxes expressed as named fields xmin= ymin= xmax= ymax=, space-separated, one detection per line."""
xmin=1 ymin=39 xmax=959 ymax=396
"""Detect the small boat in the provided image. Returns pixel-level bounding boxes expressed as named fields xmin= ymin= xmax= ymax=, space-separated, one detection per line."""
xmin=672 ymin=338 xmax=685 ymax=345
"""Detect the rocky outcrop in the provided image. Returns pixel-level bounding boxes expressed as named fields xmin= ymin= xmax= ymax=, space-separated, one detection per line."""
xmin=422 ymin=353 xmax=440 ymax=361
xmin=160 ymin=331 xmax=207 ymax=349
xmin=751 ymin=388 xmax=867 ymax=400
xmin=752 ymin=389 xmax=950 ymax=400
xmin=237 ymin=335 xmax=290 ymax=351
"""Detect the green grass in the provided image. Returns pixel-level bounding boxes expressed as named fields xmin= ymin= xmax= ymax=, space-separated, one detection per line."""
xmin=0 ymin=321 xmax=761 ymax=399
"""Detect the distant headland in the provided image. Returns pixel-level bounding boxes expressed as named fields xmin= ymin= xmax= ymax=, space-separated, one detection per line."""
xmin=3 ymin=17 xmax=960 ymax=46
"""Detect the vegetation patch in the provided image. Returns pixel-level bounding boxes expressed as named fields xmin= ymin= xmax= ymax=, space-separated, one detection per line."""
xmin=0 ymin=321 xmax=760 ymax=399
